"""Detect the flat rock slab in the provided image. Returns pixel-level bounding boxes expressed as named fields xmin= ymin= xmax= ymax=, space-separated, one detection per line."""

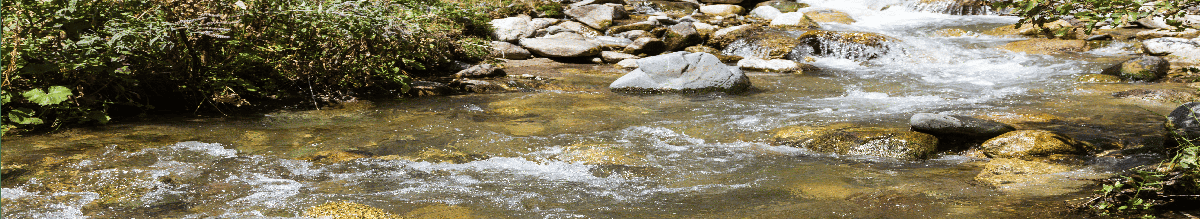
xmin=610 ymin=51 xmax=750 ymax=93
xmin=519 ymin=38 xmax=602 ymax=58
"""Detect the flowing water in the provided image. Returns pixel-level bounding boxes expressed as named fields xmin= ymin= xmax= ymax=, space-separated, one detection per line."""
xmin=1 ymin=0 xmax=1191 ymax=218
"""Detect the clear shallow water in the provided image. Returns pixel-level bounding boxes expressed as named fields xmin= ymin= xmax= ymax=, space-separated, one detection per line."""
xmin=0 ymin=0 xmax=1187 ymax=218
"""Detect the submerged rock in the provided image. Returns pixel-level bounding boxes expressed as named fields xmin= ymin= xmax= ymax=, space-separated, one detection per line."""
xmin=909 ymin=113 xmax=1015 ymax=138
xmin=998 ymin=38 xmax=1089 ymax=54
xmin=980 ymin=130 xmax=1090 ymax=159
xmin=1099 ymin=56 xmax=1170 ymax=81
xmin=771 ymin=123 xmax=940 ymax=160
xmin=1074 ymin=74 xmax=1123 ymax=83
xmin=609 ymin=51 xmax=751 ymax=93
xmin=305 ymin=201 xmax=401 ymax=219
xmin=975 ymin=158 xmax=1074 ymax=192
xmin=519 ymin=37 xmax=602 ymax=58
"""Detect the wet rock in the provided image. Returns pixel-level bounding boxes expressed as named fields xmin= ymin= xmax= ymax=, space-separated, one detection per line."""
xmin=756 ymin=0 xmax=808 ymax=13
xmin=623 ymin=37 xmax=668 ymax=56
xmin=614 ymin=30 xmax=649 ymax=40
xmin=298 ymin=150 xmax=372 ymax=164
xmin=556 ymin=144 xmax=646 ymax=166
xmin=737 ymin=57 xmax=801 ymax=72
xmin=305 ymin=201 xmax=401 ymax=219
xmin=491 ymin=15 xmax=534 ymax=42
xmin=450 ymin=79 xmax=511 ymax=94
xmin=565 ymin=4 xmax=629 ymax=30
xmin=519 ymin=37 xmax=602 ymax=58
xmin=998 ymin=38 xmax=1089 ymax=54
xmin=749 ymin=6 xmax=782 ymax=20
xmin=615 ymin=59 xmax=640 ymax=68
xmin=558 ymin=21 xmax=603 ymax=37
xmin=1075 ymin=74 xmax=1123 ymax=83
xmin=407 ymin=81 xmax=456 ymax=96
xmin=793 ymin=30 xmax=896 ymax=60
xmin=1099 ymin=56 xmax=1170 ymax=81
xmin=1113 ymin=89 xmax=1200 ymax=103
xmin=700 ymin=5 xmax=745 ymax=16
xmin=707 ymin=24 xmax=756 ymax=48
xmin=601 ymin=51 xmax=640 ymax=63
xmin=607 ymin=21 xmax=658 ymax=35
xmin=803 ymin=9 xmax=855 ymax=24
xmin=1142 ymin=37 xmax=1200 ymax=58
xmin=609 ymin=51 xmax=751 ymax=93
xmin=769 ymin=12 xmax=820 ymax=29
xmin=1135 ymin=29 xmax=1200 ymax=40
xmin=663 ymin=22 xmax=703 ymax=51
xmin=589 ymin=36 xmax=634 ymax=50
xmin=1168 ymin=102 xmax=1200 ymax=141
xmin=980 ymin=130 xmax=1090 ymax=159
xmin=771 ymin=123 xmax=940 ymax=160
xmin=490 ymin=41 xmax=532 ymax=60
xmin=686 ymin=45 xmax=742 ymax=62
xmin=975 ymin=158 xmax=1072 ymax=190
xmin=721 ymin=31 xmax=800 ymax=59
xmin=910 ymin=113 xmax=1015 ymax=139
xmin=454 ymin=64 xmax=506 ymax=79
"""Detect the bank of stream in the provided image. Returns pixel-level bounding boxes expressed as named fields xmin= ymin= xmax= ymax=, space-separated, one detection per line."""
xmin=2 ymin=0 xmax=1196 ymax=218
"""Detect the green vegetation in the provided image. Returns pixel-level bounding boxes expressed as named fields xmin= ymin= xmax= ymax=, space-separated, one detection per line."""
xmin=992 ymin=0 xmax=1200 ymax=34
xmin=2 ymin=0 xmax=495 ymax=134
xmin=1076 ymin=118 xmax=1200 ymax=217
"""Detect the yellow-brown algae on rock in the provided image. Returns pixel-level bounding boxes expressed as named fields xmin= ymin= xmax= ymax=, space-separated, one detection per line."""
xmin=771 ymin=123 xmax=939 ymax=160
xmin=299 ymin=150 xmax=373 ymax=164
xmin=403 ymin=204 xmax=478 ymax=219
xmin=304 ymin=201 xmax=403 ymax=219
xmin=803 ymin=9 xmax=855 ymax=24
xmin=980 ymin=130 xmax=1091 ymax=160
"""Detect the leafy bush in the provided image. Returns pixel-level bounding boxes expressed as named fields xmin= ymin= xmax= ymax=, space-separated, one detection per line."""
xmin=2 ymin=0 xmax=493 ymax=134
xmin=992 ymin=0 xmax=1200 ymax=34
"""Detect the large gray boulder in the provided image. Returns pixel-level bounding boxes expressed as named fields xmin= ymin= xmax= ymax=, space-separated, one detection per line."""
xmin=489 ymin=41 xmax=532 ymax=60
xmin=910 ymin=113 xmax=1015 ymax=138
xmin=565 ymin=4 xmax=629 ymax=30
xmin=519 ymin=37 xmax=602 ymax=58
xmin=490 ymin=15 xmax=533 ymax=42
xmin=610 ymin=52 xmax=751 ymax=93
xmin=1169 ymin=102 xmax=1200 ymax=141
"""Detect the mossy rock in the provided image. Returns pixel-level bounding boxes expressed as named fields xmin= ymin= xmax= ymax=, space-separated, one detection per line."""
xmin=771 ymin=123 xmax=940 ymax=160
xmin=1075 ymin=74 xmax=1123 ymax=83
xmin=803 ymin=9 xmax=855 ymax=24
xmin=1100 ymin=56 xmax=1170 ymax=81
xmin=980 ymin=130 xmax=1091 ymax=160
xmin=998 ymin=38 xmax=1089 ymax=54
xmin=305 ymin=201 xmax=401 ymax=219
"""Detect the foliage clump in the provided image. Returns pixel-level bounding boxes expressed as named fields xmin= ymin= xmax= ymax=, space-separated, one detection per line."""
xmin=1 ymin=0 xmax=494 ymax=134
xmin=1075 ymin=120 xmax=1200 ymax=217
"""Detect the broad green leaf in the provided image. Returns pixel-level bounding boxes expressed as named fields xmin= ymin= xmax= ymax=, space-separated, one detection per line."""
xmin=8 ymin=108 xmax=43 ymax=125
xmin=22 ymin=86 xmax=72 ymax=106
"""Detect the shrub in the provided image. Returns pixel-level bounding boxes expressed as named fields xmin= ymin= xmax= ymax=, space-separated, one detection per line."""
xmin=992 ymin=0 xmax=1200 ymax=34
xmin=1 ymin=0 xmax=493 ymax=134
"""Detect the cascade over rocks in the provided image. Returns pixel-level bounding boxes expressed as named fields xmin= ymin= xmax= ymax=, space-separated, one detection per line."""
xmin=980 ymin=130 xmax=1091 ymax=160
xmin=771 ymin=123 xmax=940 ymax=160
xmin=910 ymin=113 xmax=1015 ymax=139
xmin=609 ymin=51 xmax=751 ymax=93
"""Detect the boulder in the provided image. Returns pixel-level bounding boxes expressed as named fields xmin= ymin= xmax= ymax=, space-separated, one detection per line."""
xmin=693 ymin=22 xmax=717 ymax=37
xmin=601 ymin=51 xmax=640 ymax=63
xmin=453 ymin=64 xmax=506 ymax=78
xmin=490 ymin=15 xmax=534 ymax=42
xmin=450 ymin=79 xmax=511 ymax=94
xmin=737 ymin=57 xmax=801 ymax=72
xmin=803 ymin=9 xmax=855 ymax=24
xmin=557 ymin=21 xmax=603 ymax=37
xmin=1135 ymin=29 xmax=1200 ymax=40
xmin=528 ymin=18 xmax=560 ymax=33
xmin=686 ymin=45 xmax=742 ymax=62
xmin=607 ymin=21 xmax=658 ymax=35
xmin=609 ymin=51 xmax=751 ymax=93
xmin=615 ymin=59 xmax=640 ymax=69
xmin=998 ymin=38 xmax=1089 ymax=54
xmin=565 ymin=4 xmax=629 ymax=30
xmin=623 ymin=37 xmax=668 ymax=56
xmin=1142 ymin=37 xmax=1200 ymax=58
xmin=589 ymin=36 xmax=635 ymax=50
xmin=980 ymin=130 xmax=1090 ymax=159
xmin=629 ymin=0 xmax=700 ymax=16
xmin=771 ymin=123 xmax=940 ymax=160
xmin=490 ymin=41 xmax=532 ymax=60
xmin=770 ymin=12 xmax=820 ymax=29
xmin=663 ymin=22 xmax=703 ymax=51
xmin=569 ymin=0 xmax=622 ymax=7
xmin=700 ymin=5 xmax=745 ymax=16
xmin=1169 ymin=102 xmax=1200 ymax=141
xmin=1074 ymin=74 xmax=1122 ymax=83
xmin=519 ymin=37 xmax=602 ymax=58
xmin=909 ymin=113 xmax=1015 ymax=138
xmin=749 ymin=6 xmax=783 ymax=20
xmin=1099 ymin=56 xmax=1170 ymax=81
xmin=707 ymin=24 xmax=757 ymax=48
